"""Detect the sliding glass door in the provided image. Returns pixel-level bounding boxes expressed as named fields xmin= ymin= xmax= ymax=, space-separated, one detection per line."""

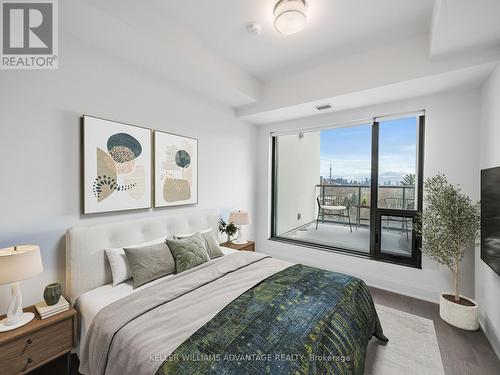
xmin=373 ymin=115 xmax=424 ymax=266
xmin=274 ymin=124 xmax=372 ymax=252
xmin=271 ymin=113 xmax=424 ymax=268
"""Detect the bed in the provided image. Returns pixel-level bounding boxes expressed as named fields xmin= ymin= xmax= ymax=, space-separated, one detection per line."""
xmin=66 ymin=209 xmax=386 ymax=375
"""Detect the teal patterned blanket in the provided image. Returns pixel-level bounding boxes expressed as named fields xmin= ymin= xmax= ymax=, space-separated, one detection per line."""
xmin=156 ymin=264 xmax=387 ymax=375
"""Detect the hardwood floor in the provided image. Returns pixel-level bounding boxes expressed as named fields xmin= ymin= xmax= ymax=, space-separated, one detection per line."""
xmin=370 ymin=287 xmax=500 ymax=375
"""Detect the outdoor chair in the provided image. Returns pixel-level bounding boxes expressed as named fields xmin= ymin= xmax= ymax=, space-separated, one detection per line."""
xmin=316 ymin=195 xmax=352 ymax=232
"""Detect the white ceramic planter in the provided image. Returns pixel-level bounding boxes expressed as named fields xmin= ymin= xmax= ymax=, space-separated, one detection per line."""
xmin=439 ymin=293 xmax=479 ymax=331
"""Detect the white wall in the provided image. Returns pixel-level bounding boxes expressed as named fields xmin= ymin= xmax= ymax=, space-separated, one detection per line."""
xmin=0 ymin=34 xmax=257 ymax=314
xmin=256 ymin=88 xmax=480 ymax=303
xmin=478 ymin=64 xmax=500 ymax=358
xmin=276 ymin=132 xmax=320 ymax=234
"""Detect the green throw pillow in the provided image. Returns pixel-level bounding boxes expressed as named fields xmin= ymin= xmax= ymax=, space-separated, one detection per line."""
xmin=123 ymin=243 xmax=176 ymax=288
xmin=166 ymin=233 xmax=211 ymax=273
xmin=174 ymin=230 xmax=224 ymax=259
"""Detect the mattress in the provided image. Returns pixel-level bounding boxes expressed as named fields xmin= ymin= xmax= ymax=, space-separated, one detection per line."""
xmin=75 ymin=247 xmax=238 ymax=357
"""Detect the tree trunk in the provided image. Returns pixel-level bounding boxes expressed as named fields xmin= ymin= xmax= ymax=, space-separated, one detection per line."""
xmin=454 ymin=262 xmax=460 ymax=302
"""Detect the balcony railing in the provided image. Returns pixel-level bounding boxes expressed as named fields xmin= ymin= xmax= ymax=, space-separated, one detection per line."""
xmin=316 ymin=184 xmax=416 ymax=226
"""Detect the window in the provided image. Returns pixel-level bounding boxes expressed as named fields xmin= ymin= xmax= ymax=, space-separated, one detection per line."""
xmin=271 ymin=114 xmax=424 ymax=268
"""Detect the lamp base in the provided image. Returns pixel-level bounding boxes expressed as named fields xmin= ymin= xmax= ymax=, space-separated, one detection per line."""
xmin=0 ymin=312 xmax=35 ymax=332
xmin=232 ymin=224 xmax=247 ymax=245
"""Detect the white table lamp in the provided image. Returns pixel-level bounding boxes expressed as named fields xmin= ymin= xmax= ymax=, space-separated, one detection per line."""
xmin=229 ymin=210 xmax=250 ymax=245
xmin=0 ymin=245 xmax=43 ymax=332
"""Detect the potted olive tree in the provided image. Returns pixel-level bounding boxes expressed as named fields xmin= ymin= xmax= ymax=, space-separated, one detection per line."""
xmin=416 ymin=174 xmax=481 ymax=330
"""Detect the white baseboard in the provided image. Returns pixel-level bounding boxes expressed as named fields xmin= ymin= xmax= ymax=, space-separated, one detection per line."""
xmin=364 ymin=279 xmax=440 ymax=305
xmin=480 ymin=315 xmax=500 ymax=360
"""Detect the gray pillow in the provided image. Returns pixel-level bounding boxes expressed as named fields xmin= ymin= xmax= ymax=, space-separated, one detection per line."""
xmin=174 ymin=230 xmax=224 ymax=259
xmin=201 ymin=231 xmax=224 ymax=259
xmin=166 ymin=233 xmax=210 ymax=273
xmin=124 ymin=243 xmax=176 ymax=288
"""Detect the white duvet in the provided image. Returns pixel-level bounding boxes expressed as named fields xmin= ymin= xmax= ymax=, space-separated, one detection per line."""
xmin=75 ymin=247 xmax=238 ymax=358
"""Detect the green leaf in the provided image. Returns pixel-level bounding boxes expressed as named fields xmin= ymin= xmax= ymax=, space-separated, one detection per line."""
xmin=414 ymin=173 xmax=480 ymax=295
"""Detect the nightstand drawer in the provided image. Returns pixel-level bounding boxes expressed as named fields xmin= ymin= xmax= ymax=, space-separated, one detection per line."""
xmin=0 ymin=318 xmax=73 ymax=374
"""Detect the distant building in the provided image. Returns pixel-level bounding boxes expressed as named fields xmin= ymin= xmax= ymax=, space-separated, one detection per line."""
xmin=320 ymin=176 xmax=371 ymax=186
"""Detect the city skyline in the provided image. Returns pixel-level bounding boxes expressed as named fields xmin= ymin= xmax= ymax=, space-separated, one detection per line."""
xmin=320 ymin=117 xmax=417 ymax=185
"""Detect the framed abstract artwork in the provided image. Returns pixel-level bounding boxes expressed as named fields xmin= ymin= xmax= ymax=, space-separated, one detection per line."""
xmin=154 ymin=131 xmax=198 ymax=207
xmin=83 ymin=115 xmax=152 ymax=214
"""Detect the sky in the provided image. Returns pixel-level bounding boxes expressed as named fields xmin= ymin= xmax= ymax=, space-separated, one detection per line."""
xmin=320 ymin=117 xmax=417 ymax=184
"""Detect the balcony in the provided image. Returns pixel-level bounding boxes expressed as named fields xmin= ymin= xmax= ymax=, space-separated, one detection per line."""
xmin=279 ymin=184 xmax=415 ymax=256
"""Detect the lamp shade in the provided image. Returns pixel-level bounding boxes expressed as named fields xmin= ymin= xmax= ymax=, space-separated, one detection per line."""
xmin=0 ymin=245 xmax=43 ymax=285
xmin=229 ymin=211 xmax=250 ymax=225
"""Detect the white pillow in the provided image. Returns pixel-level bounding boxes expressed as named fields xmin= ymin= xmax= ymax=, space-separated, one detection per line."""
xmin=105 ymin=237 xmax=166 ymax=286
xmin=174 ymin=228 xmax=212 ymax=239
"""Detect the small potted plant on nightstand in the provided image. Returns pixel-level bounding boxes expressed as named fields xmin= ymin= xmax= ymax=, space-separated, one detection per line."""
xmin=416 ymin=174 xmax=481 ymax=330
xmin=218 ymin=218 xmax=238 ymax=243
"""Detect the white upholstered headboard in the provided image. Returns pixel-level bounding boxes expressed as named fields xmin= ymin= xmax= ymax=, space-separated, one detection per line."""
xmin=65 ymin=209 xmax=219 ymax=304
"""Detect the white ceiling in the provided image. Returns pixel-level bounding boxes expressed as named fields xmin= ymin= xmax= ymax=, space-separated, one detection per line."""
xmin=430 ymin=0 xmax=500 ymax=56
xmin=165 ymin=0 xmax=435 ymax=81
xmin=68 ymin=0 xmax=261 ymax=107
xmin=71 ymin=0 xmax=500 ymax=121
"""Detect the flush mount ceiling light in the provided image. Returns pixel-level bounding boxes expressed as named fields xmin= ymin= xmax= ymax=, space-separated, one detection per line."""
xmin=274 ymin=0 xmax=307 ymax=35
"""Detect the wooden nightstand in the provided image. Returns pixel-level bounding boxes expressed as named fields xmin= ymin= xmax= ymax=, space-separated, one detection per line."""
xmin=221 ymin=240 xmax=255 ymax=252
xmin=0 ymin=305 xmax=76 ymax=375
